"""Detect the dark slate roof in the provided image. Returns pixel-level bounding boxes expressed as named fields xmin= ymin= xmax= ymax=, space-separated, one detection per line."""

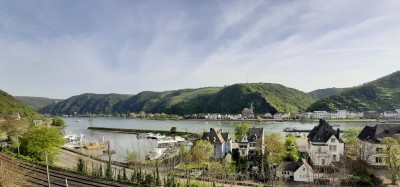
xmin=201 ymin=128 xmax=229 ymax=144
xmin=281 ymin=162 xmax=300 ymax=172
xmin=358 ymin=123 xmax=400 ymax=143
xmin=246 ymin=127 xmax=264 ymax=142
xmin=307 ymin=119 xmax=343 ymax=143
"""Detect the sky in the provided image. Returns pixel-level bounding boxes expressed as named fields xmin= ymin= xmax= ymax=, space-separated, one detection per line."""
xmin=1 ymin=0 xmax=400 ymax=99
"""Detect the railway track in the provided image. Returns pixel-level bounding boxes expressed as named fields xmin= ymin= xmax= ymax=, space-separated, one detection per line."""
xmin=0 ymin=153 xmax=131 ymax=187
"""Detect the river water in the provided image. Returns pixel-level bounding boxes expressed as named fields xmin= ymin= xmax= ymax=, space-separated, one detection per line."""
xmin=62 ymin=117 xmax=375 ymax=162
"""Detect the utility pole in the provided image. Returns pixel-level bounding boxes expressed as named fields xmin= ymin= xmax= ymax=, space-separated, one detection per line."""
xmin=16 ymin=134 xmax=20 ymax=156
xmin=45 ymin=151 xmax=51 ymax=187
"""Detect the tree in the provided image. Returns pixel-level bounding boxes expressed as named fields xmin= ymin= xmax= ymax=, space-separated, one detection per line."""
xmin=125 ymin=150 xmax=139 ymax=165
xmin=139 ymin=111 xmax=146 ymax=119
xmin=19 ymin=126 xmax=65 ymax=162
xmin=234 ymin=123 xmax=251 ymax=141
xmin=51 ymin=116 xmax=65 ymax=126
xmin=264 ymin=134 xmax=285 ymax=164
xmin=380 ymin=135 xmax=400 ymax=185
xmin=190 ymin=140 xmax=214 ymax=164
xmin=284 ymin=134 xmax=299 ymax=161
xmin=343 ymin=128 xmax=361 ymax=156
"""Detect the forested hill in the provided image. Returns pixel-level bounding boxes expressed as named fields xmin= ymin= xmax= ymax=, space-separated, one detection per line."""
xmin=307 ymin=71 xmax=400 ymax=112
xmin=308 ymin=87 xmax=345 ymax=100
xmin=39 ymin=93 xmax=132 ymax=115
xmin=40 ymin=83 xmax=316 ymax=115
xmin=0 ymin=90 xmax=39 ymax=119
xmin=15 ymin=96 xmax=62 ymax=110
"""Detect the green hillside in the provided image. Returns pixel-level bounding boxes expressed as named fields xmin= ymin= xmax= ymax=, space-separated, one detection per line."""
xmin=15 ymin=96 xmax=62 ymax=110
xmin=307 ymin=71 xmax=400 ymax=112
xmin=39 ymin=93 xmax=132 ymax=115
xmin=308 ymin=87 xmax=345 ymax=99
xmin=0 ymin=90 xmax=39 ymax=119
xmin=115 ymin=83 xmax=315 ymax=115
xmin=42 ymin=83 xmax=315 ymax=116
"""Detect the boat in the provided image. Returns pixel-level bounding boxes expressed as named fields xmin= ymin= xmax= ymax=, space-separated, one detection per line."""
xmin=145 ymin=136 xmax=182 ymax=160
xmin=76 ymin=120 xmax=81 ymax=122
xmin=83 ymin=136 xmax=107 ymax=150
xmin=146 ymin=133 xmax=166 ymax=140
xmin=83 ymin=143 xmax=107 ymax=150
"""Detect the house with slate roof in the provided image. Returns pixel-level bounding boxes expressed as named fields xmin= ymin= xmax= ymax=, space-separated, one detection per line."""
xmin=276 ymin=158 xmax=314 ymax=182
xmin=357 ymin=123 xmax=400 ymax=166
xmin=307 ymin=119 xmax=344 ymax=166
xmin=202 ymin=128 xmax=232 ymax=159
xmin=238 ymin=127 xmax=264 ymax=159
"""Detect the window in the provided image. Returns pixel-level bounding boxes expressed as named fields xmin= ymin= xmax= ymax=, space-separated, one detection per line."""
xmin=376 ymin=147 xmax=383 ymax=152
xmin=303 ymin=167 xmax=305 ymax=172
xmin=333 ymin=155 xmax=337 ymax=161
xmin=329 ymin=145 xmax=337 ymax=151
xmin=376 ymin=157 xmax=383 ymax=163
xmin=318 ymin=146 xmax=322 ymax=153
xmin=331 ymin=138 xmax=335 ymax=143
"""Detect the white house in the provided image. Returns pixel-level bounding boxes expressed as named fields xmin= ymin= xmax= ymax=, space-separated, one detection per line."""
xmin=357 ymin=123 xmax=400 ymax=166
xmin=202 ymin=128 xmax=232 ymax=159
xmin=238 ymin=127 xmax=264 ymax=159
xmin=276 ymin=159 xmax=314 ymax=182
xmin=307 ymin=119 xmax=344 ymax=166
xmin=312 ymin=111 xmax=330 ymax=119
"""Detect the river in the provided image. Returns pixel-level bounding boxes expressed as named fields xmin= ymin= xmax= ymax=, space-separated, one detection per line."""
xmin=62 ymin=117 xmax=375 ymax=162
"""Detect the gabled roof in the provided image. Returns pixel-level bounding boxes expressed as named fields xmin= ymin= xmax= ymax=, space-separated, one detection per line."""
xmin=201 ymin=128 xmax=229 ymax=144
xmin=307 ymin=119 xmax=343 ymax=143
xmin=358 ymin=123 xmax=400 ymax=143
xmin=246 ymin=127 xmax=264 ymax=142
xmin=280 ymin=162 xmax=300 ymax=172
xmin=295 ymin=158 xmax=313 ymax=173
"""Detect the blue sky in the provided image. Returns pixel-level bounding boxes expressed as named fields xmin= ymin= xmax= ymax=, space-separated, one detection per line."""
xmin=1 ymin=0 xmax=400 ymax=99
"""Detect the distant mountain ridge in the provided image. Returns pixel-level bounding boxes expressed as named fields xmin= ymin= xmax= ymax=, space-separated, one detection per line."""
xmin=307 ymin=71 xmax=400 ymax=112
xmin=40 ymin=83 xmax=316 ymax=115
xmin=40 ymin=93 xmax=132 ymax=115
xmin=15 ymin=96 xmax=62 ymax=110
xmin=0 ymin=90 xmax=39 ymax=119
xmin=308 ymin=87 xmax=346 ymax=100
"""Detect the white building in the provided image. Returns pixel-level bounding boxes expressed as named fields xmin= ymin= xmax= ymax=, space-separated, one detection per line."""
xmin=201 ymin=128 xmax=232 ymax=159
xmin=357 ymin=123 xmax=400 ymax=166
xmin=238 ymin=127 xmax=264 ymax=159
xmin=312 ymin=111 xmax=330 ymax=119
xmin=276 ymin=159 xmax=314 ymax=182
xmin=383 ymin=111 xmax=399 ymax=118
xmin=307 ymin=120 xmax=345 ymax=166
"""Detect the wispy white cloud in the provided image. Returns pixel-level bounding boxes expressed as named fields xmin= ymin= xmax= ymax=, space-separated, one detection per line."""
xmin=1 ymin=0 xmax=400 ymax=98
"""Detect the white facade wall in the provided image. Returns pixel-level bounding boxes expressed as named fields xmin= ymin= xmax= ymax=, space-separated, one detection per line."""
xmin=276 ymin=171 xmax=293 ymax=179
xmin=294 ymin=164 xmax=314 ymax=182
xmin=308 ymin=135 xmax=344 ymax=166
xmin=359 ymin=141 xmax=388 ymax=166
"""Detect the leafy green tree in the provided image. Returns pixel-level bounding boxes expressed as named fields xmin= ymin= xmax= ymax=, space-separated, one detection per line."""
xmin=380 ymin=135 xmax=400 ymax=185
xmin=190 ymin=140 xmax=214 ymax=164
xmin=125 ymin=150 xmax=139 ymax=165
xmin=19 ymin=126 xmax=65 ymax=162
xmin=264 ymin=134 xmax=285 ymax=164
xmin=284 ymin=134 xmax=299 ymax=161
xmin=139 ymin=111 xmax=146 ymax=119
xmin=51 ymin=116 xmax=65 ymax=126
xmin=234 ymin=123 xmax=251 ymax=141
xmin=343 ymin=128 xmax=361 ymax=155
xmin=77 ymin=157 xmax=86 ymax=173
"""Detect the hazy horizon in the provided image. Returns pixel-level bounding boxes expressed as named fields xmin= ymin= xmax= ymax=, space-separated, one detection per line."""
xmin=2 ymin=1 xmax=400 ymax=98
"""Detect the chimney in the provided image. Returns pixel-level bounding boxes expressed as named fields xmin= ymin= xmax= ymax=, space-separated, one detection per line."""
xmin=337 ymin=128 xmax=340 ymax=138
